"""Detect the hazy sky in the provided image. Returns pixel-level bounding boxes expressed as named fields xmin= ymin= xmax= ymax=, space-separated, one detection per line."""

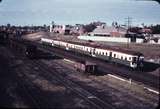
xmin=0 ymin=0 xmax=160 ymax=26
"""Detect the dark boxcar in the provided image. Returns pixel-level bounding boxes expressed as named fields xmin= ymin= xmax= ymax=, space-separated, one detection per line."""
xmin=75 ymin=61 xmax=97 ymax=74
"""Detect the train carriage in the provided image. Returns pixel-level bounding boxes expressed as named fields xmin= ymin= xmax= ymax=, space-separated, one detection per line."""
xmin=40 ymin=38 xmax=144 ymax=68
xmin=94 ymin=47 xmax=144 ymax=68
xmin=41 ymin=38 xmax=53 ymax=46
xmin=59 ymin=41 xmax=69 ymax=50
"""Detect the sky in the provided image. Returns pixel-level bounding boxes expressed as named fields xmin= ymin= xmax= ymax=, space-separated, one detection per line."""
xmin=0 ymin=0 xmax=160 ymax=26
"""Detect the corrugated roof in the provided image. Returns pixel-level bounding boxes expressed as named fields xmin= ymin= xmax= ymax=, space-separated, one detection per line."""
xmin=90 ymin=26 xmax=127 ymax=35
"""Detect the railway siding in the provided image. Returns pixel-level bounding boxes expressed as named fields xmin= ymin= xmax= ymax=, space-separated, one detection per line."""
xmin=42 ymin=59 xmax=159 ymax=109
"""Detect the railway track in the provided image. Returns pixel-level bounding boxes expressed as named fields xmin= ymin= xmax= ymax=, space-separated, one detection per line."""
xmin=38 ymin=45 xmax=159 ymax=90
xmin=15 ymin=72 xmax=41 ymax=108
xmin=17 ymin=65 xmax=54 ymax=108
xmin=5 ymin=39 xmax=159 ymax=108
xmin=2 ymin=47 xmax=43 ymax=108
xmin=8 ymin=38 xmax=159 ymax=90
xmin=43 ymin=60 xmax=159 ymax=108
xmin=30 ymin=59 xmax=116 ymax=109
xmin=7 ymin=42 xmax=116 ymax=108
xmin=8 ymin=46 xmax=57 ymax=108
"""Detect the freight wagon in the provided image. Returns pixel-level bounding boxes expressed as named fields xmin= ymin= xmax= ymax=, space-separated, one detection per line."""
xmin=74 ymin=61 xmax=97 ymax=74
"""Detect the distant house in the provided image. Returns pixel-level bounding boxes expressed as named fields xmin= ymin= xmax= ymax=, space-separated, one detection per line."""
xmin=71 ymin=24 xmax=85 ymax=36
xmin=89 ymin=25 xmax=127 ymax=37
xmin=53 ymin=25 xmax=72 ymax=35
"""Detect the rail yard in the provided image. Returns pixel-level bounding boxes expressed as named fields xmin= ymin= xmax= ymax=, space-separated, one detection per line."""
xmin=1 ymin=0 xmax=160 ymax=108
xmin=0 ymin=31 xmax=159 ymax=109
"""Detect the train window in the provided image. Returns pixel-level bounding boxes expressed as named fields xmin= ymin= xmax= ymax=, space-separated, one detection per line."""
xmin=102 ymin=52 xmax=104 ymax=55
xmin=125 ymin=57 xmax=127 ymax=60
xmin=121 ymin=56 xmax=123 ymax=60
xmin=129 ymin=57 xmax=131 ymax=60
xmin=106 ymin=52 xmax=107 ymax=56
xmin=114 ymin=54 xmax=116 ymax=58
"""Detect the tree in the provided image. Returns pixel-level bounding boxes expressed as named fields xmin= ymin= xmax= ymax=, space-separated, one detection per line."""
xmin=83 ymin=23 xmax=97 ymax=33
xmin=150 ymin=25 xmax=160 ymax=34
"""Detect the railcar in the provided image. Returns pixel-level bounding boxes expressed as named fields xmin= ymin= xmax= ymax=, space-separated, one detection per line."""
xmin=41 ymin=38 xmax=144 ymax=68
xmin=9 ymin=38 xmax=37 ymax=58
xmin=74 ymin=61 xmax=97 ymax=74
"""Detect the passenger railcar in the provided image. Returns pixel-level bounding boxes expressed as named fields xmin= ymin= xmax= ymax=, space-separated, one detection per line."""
xmin=41 ymin=38 xmax=144 ymax=68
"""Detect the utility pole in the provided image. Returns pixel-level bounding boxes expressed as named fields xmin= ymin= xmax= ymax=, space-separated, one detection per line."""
xmin=125 ymin=17 xmax=132 ymax=48
xmin=125 ymin=16 xmax=132 ymax=33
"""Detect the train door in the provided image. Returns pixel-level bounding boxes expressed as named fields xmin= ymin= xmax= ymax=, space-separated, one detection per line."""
xmin=91 ymin=48 xmax=96 ymax=57
xmin=137 ymin=55 xmax=144 ymax=68
xmin=109 ymin=52 xmax=112 ymax=61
